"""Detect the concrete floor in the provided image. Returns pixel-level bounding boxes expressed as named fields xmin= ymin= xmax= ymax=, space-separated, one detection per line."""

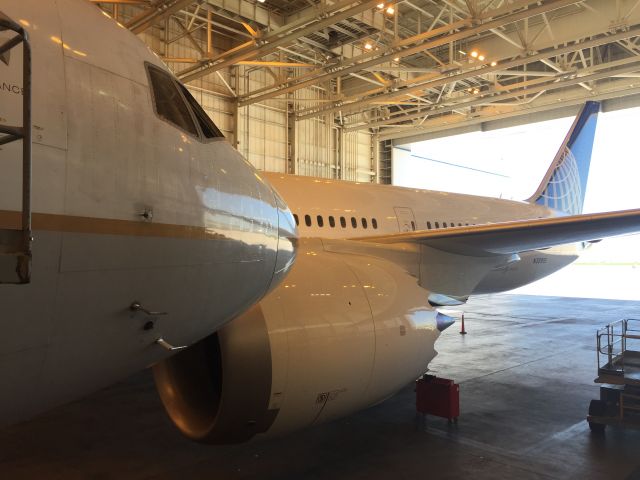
xmin=1 ymin=294 xmax=640 ymax=480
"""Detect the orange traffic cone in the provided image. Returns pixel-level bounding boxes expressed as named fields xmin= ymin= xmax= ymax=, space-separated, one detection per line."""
xmin=460 ymin=313 xmax=467 ymax=335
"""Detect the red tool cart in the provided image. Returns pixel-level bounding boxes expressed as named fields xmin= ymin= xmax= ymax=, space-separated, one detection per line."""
xmin=416 ymin=374 xmax=460 ymax=424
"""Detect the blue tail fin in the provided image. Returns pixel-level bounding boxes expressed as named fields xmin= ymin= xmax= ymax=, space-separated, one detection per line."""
xmin=527 ymin=101 xmax=600 ymax=215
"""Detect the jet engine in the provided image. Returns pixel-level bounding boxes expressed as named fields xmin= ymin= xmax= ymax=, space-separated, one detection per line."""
xmin=153 ymin=239 xmax=452 ymax=443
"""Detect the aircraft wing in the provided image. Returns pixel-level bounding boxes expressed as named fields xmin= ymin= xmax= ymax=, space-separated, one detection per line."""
xmin=322 ymin=208 xmax=640 ymax=298
xmin=353 ymin=208 xmax=640 ymax=256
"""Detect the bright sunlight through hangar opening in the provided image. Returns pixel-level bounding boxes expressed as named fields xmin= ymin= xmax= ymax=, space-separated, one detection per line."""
xmin=393 ymin=107 xmax=640 ymax=301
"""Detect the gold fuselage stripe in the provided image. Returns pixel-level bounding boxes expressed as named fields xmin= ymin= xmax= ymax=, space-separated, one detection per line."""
xmin=0 ymin=210 xmax=226 ymax=240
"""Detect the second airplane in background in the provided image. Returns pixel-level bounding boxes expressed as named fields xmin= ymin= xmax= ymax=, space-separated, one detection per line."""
xmin=154 ymin=102 xmax=640 ymax=444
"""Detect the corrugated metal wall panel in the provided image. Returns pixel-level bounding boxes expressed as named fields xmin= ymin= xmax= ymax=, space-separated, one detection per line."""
xmin=131 ymin=15 xmax=374 ymax=181
xmin=356 ymin=131 xmax=373 ymax=182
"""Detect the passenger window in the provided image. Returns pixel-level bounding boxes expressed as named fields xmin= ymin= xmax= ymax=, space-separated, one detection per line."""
xmin=362 ymin=218 xmax=368 ymax=229
xmin=317 ymin=215 xmax=324 ymax=227
xmin=293 ymin=214 xmax=299 ymax=226
xmin=435 ymin=222 xmax=440 ymax=228
xmin=372 ymin=218 xmax=378 ymax=229
xmin=340 ymin=217 xmax=347 ymax=228
xmin=458 ymin=223 xmax=462 ymax=226
xmin=179 ymin=84 xmax=224 ymax=138
xmin=351 ymin=217 xmax=357 ymax=228
xmin=427 ymin=221 xmax=432 ymax=229
xmin=329 ymin=216 xmax=335 ymax=228
xmin=411 ymin=221 xmax=416 ymax=231
xmin=147 ymin=64 xmax=198 ymax=136
xmin=305 ymin=214 xmax=311 ymax=227
xmin=443 ymin=222 xmax=448 ymax=228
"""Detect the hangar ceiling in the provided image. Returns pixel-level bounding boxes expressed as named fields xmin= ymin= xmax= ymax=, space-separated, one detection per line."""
xmin=95 ymin=0 xmax=640 ymax=144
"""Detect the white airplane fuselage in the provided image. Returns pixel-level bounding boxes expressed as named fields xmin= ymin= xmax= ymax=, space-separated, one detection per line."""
xmin=153 ymin=171 xmax=593 ymax=443
xmin=0 ymin=0 xmax=296 ymax=425
xmin=154 ymin=99 xmax=615 ymax=443
xmin=264 ymin=172 xmax=581 ymax=295
xmin=218 ymin=175 xmax=581 ymax=439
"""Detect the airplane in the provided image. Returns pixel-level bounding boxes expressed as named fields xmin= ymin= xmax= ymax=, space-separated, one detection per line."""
xmin=0 ymin=1 xmax=296 ymax=426
xmin=152 ymin=101 xmax=640 ymax=444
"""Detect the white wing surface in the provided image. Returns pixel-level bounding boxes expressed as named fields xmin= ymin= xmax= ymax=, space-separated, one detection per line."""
xmin=353 ymin=208 xmax=640 ymax=256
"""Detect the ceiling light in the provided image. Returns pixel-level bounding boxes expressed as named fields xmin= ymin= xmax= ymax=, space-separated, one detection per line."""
xmin=394 ymin=57 xmax=400 ymax=62
xmin=257 ymin=0 xmax=265 ymax=3
xmin=377 ymin=2 xmax=385 ymax=8
xmin=470 ymin=50 xmax=478 ymax=58
xmin=478 ymin=55 xmax=485 ymax=61
xmin=490 ymin=61 xmax=497 ymax=67
xmin=473 ymin=88 xmax=480 ymax=94
xmin=364 ymin=42 xmax=373 ymax=50
xmin=386 ymin=6 xmax=395 ymax=14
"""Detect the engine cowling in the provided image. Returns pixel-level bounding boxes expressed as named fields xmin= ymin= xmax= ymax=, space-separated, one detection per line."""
xmin=153 ymin=239 xmax=445 ymax=443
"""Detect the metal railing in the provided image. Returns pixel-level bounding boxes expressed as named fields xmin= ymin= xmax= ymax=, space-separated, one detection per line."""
xmin=597 ymin=319 xmax=640 ymax=376
xmin=0 ymin=17 xmax=32 ymax=283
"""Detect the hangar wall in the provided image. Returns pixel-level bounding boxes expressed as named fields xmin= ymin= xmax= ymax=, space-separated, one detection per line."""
xmin=137 ymin=18 xmax=375 ymax=182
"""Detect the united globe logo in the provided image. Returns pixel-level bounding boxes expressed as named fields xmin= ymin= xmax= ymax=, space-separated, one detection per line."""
xmin=537 ymin=147 xmax=582 ymax=215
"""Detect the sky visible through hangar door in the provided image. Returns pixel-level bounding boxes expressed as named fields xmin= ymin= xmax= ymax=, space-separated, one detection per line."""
xmin=392 ymin=107 xmax=640 ymax=301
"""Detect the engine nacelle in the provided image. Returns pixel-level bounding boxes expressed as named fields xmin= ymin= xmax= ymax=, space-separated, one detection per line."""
xmin=154 ymin=239 xmax=445 ymax=443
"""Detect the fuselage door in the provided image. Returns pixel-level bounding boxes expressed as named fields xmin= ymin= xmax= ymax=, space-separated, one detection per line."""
xmin=394 ymin=207 xmax=416 ymax=232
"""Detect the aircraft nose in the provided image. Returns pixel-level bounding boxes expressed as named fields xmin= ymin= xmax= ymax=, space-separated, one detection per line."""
xmin=268 ymin=187 xmax=298 ymax=293
xmin=195 ymin=147 xmax=297 ymax=308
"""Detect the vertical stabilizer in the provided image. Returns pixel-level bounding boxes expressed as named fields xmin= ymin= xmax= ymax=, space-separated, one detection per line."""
xmin=527 ymin=101 xmax=600 ymax=215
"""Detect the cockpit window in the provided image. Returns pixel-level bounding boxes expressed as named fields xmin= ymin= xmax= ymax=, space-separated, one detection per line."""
xmin=147 ymin=65 xmax=198 ymax=137
xmin=179 ymin=83 xmax=225 ymax=139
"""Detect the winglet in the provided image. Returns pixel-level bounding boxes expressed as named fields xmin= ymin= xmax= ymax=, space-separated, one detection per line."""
xmin=526 ymin=101 xmax=600 ymax=215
